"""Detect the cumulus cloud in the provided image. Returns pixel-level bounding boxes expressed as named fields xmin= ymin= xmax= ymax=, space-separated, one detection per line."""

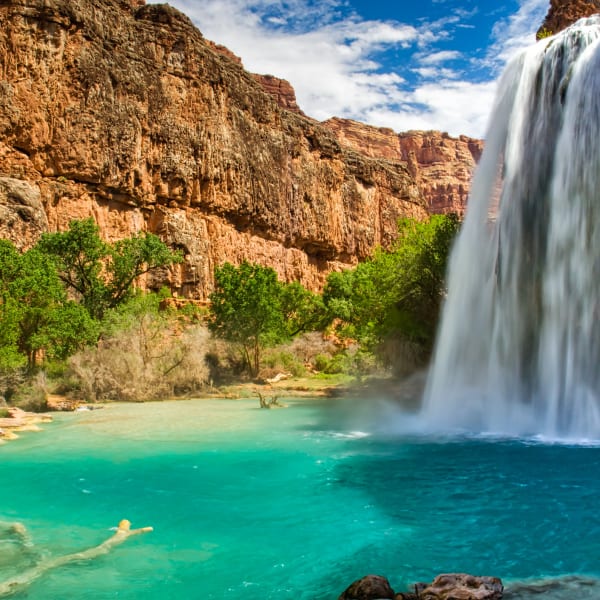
xmin=147 ymin=0 xmax=548 ymax=138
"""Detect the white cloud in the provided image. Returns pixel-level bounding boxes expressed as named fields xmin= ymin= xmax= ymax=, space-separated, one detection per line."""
xmin=147 ymin=0 xmax=548 ymax=139
xmin=266 ymin=16 xmax=287 ymax=26
xmin=489 ymin=0 xmax=549 ymax=67
xmin=418 ymin=50 xmax=462 ymax=65
xmin=414 ymin=66 xmax=460 ymax=80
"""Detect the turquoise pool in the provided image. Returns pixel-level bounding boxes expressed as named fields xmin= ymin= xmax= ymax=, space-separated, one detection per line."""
xmin=1 ymin=397 xmax=599 ymax=598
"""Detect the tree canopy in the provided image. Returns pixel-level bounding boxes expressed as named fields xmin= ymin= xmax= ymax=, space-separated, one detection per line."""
xmin=38 ymin=218 xmax=181 ymax=320
xmin=0 ymin=241 xmax=98 ymax=370
xmin=208 ymin=261 xmax=323 ymax=377
xmin=323 ymin=213 xmax=460 ymax=368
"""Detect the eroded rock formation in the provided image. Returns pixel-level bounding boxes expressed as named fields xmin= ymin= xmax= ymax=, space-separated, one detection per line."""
xmin=537 ymin=0 xmax=600 ymax=36
xmin=323 ymin=118 xmax=483 ymax=215
xmin=413 ymin=573 xmax=504 ymax=600
xmin=0 ymin=0 xmax=429 ymax=298
xmin=252 ymin=74 xmax=305 ymax=116
xmin=205 ymin=39 xmax=305 ymax=115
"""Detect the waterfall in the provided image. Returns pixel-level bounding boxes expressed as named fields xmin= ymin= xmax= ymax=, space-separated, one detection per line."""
xmin=423 ymin=16 xmax=600 ymax=439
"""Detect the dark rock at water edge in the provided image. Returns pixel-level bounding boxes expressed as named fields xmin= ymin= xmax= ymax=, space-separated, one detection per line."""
xmin=338 ymin=574 xmax=396 ymax=600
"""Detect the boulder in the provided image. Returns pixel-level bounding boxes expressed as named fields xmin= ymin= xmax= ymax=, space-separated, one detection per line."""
xmin=339 ymin=574 xmax=396 ymax=600
xmin=415 ymin=573 xmax=503 ymax=600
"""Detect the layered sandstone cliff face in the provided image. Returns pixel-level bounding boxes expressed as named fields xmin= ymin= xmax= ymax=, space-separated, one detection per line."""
xmin=323 ymin=118 xmax=483 ymax=215
xmin=0 ymin=0 xmax=428 ymax=298
xmin=537 ymin=0 xmax=600 ymax=36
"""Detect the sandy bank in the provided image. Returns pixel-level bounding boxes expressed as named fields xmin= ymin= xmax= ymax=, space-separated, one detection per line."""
xmin=0 ymin=407 xmax=52 ymax=444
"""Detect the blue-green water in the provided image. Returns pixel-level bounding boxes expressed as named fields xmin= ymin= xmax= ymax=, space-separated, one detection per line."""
xmin=1 ymin=397 xmax=600 ymax=599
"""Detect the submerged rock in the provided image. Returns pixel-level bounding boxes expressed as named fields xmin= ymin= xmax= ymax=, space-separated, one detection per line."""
xmin=503 ymin=575 xmax=600 ymax=599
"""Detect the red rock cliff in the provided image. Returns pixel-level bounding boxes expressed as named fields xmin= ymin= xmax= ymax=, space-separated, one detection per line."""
xmin=537 ymin=0 xmax=600 ymax=36
xmin=323 ymin=118 xmax=483 ymax=215
xmin=0 ymin=0 xmax=427 ymax=299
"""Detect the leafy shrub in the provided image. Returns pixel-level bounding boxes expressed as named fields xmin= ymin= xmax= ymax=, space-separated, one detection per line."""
xmin=314 ymin=353 xmax=333 ymax=373
xmin=286 ymin=332 xmax=337 ymax=368
xmin=261 ymin=350 xmax=305 ymax=378
xmin=0 ymin=368 xmax=25 ymax=404
xmin=313 ymin=345 xmax=379 ymax=377
xmin=10 ymin=372 xmax=49 ymax=412
xmin=204 ymin=338 xmax=248 ymax=384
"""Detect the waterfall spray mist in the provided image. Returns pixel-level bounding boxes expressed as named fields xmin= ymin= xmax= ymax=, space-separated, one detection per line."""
xmin=423 ymin=17 xmax=600 ymax=439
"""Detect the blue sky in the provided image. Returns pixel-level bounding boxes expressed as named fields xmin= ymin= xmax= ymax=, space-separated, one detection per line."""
xmin=148 ymin=0 xmax=549 ymax=138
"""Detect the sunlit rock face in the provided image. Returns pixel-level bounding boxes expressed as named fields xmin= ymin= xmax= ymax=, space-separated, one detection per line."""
xmin=0 ymin=0 xmax=427 ymax=298
xmin=323 ymin=118 xmax=483 ymax=216
xmin=252 ymin=74 xmax=305 ymax=116
xmin=538 ymin=0 xmax=600 ymax=36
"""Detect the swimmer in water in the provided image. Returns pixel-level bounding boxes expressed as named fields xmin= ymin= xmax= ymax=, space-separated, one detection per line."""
xmin=0 ymin=522 xmax=33 ymax=548
xmin=0 ymin=519 xmax=153 ymax=597
xmin=0 ymin=522 xmax=38 ymax=570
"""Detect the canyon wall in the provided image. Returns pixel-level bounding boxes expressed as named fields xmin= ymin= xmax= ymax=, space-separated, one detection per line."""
xmin=0 ymin=0 xmax=478 ymax=300
xmin=323 ymin=118 xmax=483 ymax=216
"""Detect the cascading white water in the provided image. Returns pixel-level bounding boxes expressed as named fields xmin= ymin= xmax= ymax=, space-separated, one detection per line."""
xmin=423 ymin=16 xmax=600 ymax=439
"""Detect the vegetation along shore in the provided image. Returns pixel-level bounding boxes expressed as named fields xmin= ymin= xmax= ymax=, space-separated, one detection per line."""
xmin=0 ymin=214 xmax=458 ymax=438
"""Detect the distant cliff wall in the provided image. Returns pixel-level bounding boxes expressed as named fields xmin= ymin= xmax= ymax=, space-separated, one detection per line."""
xmin=323 ymin=118 xmax=483 ymax=216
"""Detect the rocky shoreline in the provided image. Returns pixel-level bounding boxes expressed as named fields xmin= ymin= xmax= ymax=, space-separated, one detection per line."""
xmin=339 ymin=573 xmax=503 ymax=600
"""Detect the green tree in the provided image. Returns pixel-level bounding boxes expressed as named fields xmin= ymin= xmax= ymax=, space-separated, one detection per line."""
xmin=323 ymin=214 xmax=460 ymax=367
xmin=0 ymin=240 xmax=25 ymax=372
xmin=107 ymin=234 xmax=180 ymax=309
xmin=280 ymin=281 xmax=326 ymax=336
xmin=323 ymin=248 xmax=400 ymax=349
xmin=36 ymin=218 xmax=107 ymax=318
xmin=0 ymin=243 xmax=98 ymax=370
xmin=392 ymin=213 xmax=460 ymax=346
xmin=209 ymin=261 xmax=289 ymax=377
xmin=38 ymin=218 xmax=181 ymax=319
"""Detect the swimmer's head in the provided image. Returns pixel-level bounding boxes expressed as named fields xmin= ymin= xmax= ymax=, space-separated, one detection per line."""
xmin=10 ymin=523 xmax=26 ymax=535
xmin=117 ymin=519 xmax=131 ymax=531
